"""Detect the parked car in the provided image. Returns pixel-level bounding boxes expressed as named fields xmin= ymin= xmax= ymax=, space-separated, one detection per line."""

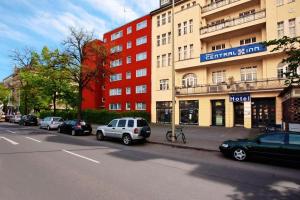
xmin=39 ymin=117 xmax=64 ymax=130
xmin=219 ymin=132 xmax=300 ymax=163
xmin=19 ymin=115 xmax=38 ymax=126
xmin=96 ymin=117 xmax=151 ymax=145
xmin=9 ymin=115 xmax=22 ymax=123
xmin=5 ymin=114 xmax=13 ymax=122
xmin=57 ymin=120 xmax=92 ymax=136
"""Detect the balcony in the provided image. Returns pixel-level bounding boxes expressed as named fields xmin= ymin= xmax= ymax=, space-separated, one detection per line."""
xmin=200 ymin=9 xmax=266 ymax=35
xmin=176 ymin=78 xmax=286 ymax=96
xmin=202 ymin=0 xmax=240 ymax=13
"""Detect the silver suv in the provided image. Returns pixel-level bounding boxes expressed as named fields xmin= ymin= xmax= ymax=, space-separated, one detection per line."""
xmin=96 ymin=117 xmax=151 ymax=145
xmin=39 ymin=117 xmax=64 ymax=131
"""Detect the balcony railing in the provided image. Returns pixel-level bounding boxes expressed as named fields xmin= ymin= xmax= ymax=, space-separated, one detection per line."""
xmin=202 ymin=0 xmax=240 ymax=13
xmin=200 ymin=10 xmax=266 ymax=35
xmin=176 ymin=78 xmax=286 ymax=96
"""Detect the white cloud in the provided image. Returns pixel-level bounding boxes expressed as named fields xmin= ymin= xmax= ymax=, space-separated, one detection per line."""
xmin=0 ymin=22 xmax=29 ymax=42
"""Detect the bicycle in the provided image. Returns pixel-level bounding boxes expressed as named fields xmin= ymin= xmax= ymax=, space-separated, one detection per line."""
xmin=166 ymin=126 xmax=186 ymax=144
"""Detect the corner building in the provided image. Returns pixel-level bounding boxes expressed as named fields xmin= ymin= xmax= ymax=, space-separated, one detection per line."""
xmin=151 ymin=0 xmax=300 ymax=128
xmin=103 ymin=15 xmax=152 ymax=113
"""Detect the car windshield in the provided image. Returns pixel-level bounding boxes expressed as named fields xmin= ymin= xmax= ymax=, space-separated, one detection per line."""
xmin=53 ymin=118 xmax=61 ymax=121
xmin=137 ymin=119 xmax=148 ymax=127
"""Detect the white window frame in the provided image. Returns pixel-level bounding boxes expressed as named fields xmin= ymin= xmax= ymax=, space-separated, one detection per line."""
xmin=126 ymin=71 xmax=131 ymax=79
xmin=110 ymin=59 xmax=122 ymax=68
xmin=111 ymin=30 xmax=123 ymax=41
xmin=109 ymin=103 xmax=121 ymax=110
xmin=127 ymin=41 xmax=132 ymax=49
xmin=277 ymin=21 xmax=284 ymax=38
xmin=289 ymin=18 xmax=296 ymax=38
xmin=126 ymin=56 xmax=132 ymax=64
xmin=126 ymin=87 xmax=131 ymax=95
xmin=136 ymin=85 xmax=147 ymax=94
xmin=127 ymin=26 xmax=132 ymax=34
xmin=136 ymin=36 xmax=147 ymax=46
xmin=160 ymin=79 xmax=169 ymax=90
xmin=241 ymin=66 xmax=257 ymax=81
xmin=136 ymin=68 xmax=147 ymax=77
xmin=162 ymin=33 xmax=167 ymax=45
xmin=109 ymin=88 xmax=122 ymax=96
xmin=212 ymin=70 xmax=226 ymax=84
xmin=136 ymin=102 xmax=146 ymax=110
xmin=126 ymin=102 xmax=131 ymax=110
xmin=136 ymin=52 xmax=147 ymax=62
xmin=136 ymin=20 xmax=147 ymax=31
xmin=110 ymin=73 xmax=122 ymax=82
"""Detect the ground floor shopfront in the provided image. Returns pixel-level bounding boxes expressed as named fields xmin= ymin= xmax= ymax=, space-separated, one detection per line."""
xmin=153 ymin=91 xmax=282 ymax=129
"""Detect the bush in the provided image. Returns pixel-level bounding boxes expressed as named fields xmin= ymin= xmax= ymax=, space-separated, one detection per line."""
xmin=39 ymin=109 xmax=150 ymax=125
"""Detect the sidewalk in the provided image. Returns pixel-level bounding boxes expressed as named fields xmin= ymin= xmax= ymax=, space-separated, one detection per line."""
xmin=92 ymin=124 xmax=260 ymax=151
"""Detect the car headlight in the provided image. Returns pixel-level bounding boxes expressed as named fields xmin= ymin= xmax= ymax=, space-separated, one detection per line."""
xmin=221 ymin=143 xmax=229 ymax=148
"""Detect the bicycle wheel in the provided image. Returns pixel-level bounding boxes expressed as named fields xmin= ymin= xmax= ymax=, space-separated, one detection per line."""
xmin=166 ymin=131 xmax=173 ymax=142
xmin=181 ymin=133 xmax=186 ymax=144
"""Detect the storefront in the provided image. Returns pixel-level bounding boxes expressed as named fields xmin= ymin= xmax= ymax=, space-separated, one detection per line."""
xmin=179 ymin=100 xmax=199 ymax=125
xmin=211 ymin=100 xmax=225 ymax=126
xmin=251 ymin=98 xmax=276 ymax=127
xmin=156 ymin=101 xmax=172 ymax=123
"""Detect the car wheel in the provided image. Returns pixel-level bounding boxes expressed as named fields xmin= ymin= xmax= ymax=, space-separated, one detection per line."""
xmin=233 ymin=148 xmax=247 ymax=161
xmin=71 ymin=130 xmax=76 ymax=136
xmin=96 ymin=131 xmax=104 ymax=141
xmin=122 ymin=134 xmax=132 ymax=145
xmin=39 ymin=125 xmax=43 ymax=129
xmin=47 ymin=126 xmax=50 ymax=131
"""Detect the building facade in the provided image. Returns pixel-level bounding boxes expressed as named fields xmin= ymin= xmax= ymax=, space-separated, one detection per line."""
xmin=151 ymin=0 xmax=300 ymax=128
xmin=102 ymin=15 xmax=152 ymax=113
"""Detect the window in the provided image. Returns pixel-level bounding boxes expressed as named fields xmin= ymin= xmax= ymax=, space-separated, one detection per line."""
xmin=110 ymin=59 xmax=122 ymax=68
xmin=183 ymin=21 xmax=187 ymax=35
xmin=126 ymin=103 xmax=131 ymax=111
xmin=110 ymin=45 xmax=123 ymax=53
xmin=137 ymin=119 xmax=148 ymax=127
xmin=162 ymin=54 xmax=167 ymax=67
xmin=276 ymin=0 xmax=284 ymax=6
xmin=109 ymin=88 xmax=122 ymax=96
xmin=289 ymin=134 xmax=300 ymax=145
xmin=127 ymin=26 xmax=132 ymax=34
xmin=157 ymin=35 xmax=160 ymax=47
xmin=183 ymin=46 xmax=187 ymax=60
xmin=110 ymin=73 xmax=122 ymax=82
xmin=126 ymin=87 xmax=131 ymax=95
xmin=187 ymin=3 xmax=190 ymax=8
xmin=212 ymin=44 xmax=225 ymax=51
xmin=168 ymin=53 xmax=172 ymax=66
xmin=111 ymin=30 xmax=123 ymax=41
xmin=189 ymin=19 xmax=193 ymax=33
xmin=190 ymin=44 xmax=194 ymax=58
xmin=109 ymin=104 xmax=121 ymax=111
xmin=182 ymin=73 xmax=197 ymax=88
xmin=212 ymin=70 xmax=226 ymax=84
xmin=127 ymin=119 xmax=134 ymax=127
xmin=168 ymin=11 xmax=171 ymax=23
xmin=241 ymin=66 xmax=257 ymax=81
xmin=136 ymin=68 xmax=147 ymax=77
xmin=136 ymin=85 xmax=147 ymax=94
xmin=277 ymin=21 xmax=284 ymax=38
xmin=178 ymin=47 xmax=182 ymax=60
xmin=277 ymin=62 xmax=288 ymax=78
xmin=117 ymin=120 xmax=126 ymax=127
xmin=260 ymin=134 xmax=285 ymax=144
xmin=162 ymin=33 xmax=167 ymax=45
xmin=136 ymin=102 xmax=146 ymax=110
xmin=289 ymin=18 xmax=296 ymax=37
xmin=108 ymin=119 xmax=118 ymax=127
xmin=157 ymin=56 xmax=161 ymax=68
xmin=136 ymin=20 xmax=147 ymax=30
xmin=126 ymin=56 xmax=131 ymax=64
xmin=126 ymin=71 xmax=131 ymax=79
xmin=240 ymin=37 xmax=256 ymax=45
xmin=157 ymin=16 xmax=160 ymax=27
xmin=136 ymin=36 xmax=147 ymax=46
xmin=136 ymin=52 xmax=147 ymax=61
xmin=162 ymin=13 xmax=166 ymax=25
xmin=127 ymin=41 xmax=132 ymax=49
xmin=168 ymin=32 xmax=171 ymax=44
xmin=160 ymin=79 xmax=169 ymax=90
xmin=178 ymin=23 xmax=181 ymax=36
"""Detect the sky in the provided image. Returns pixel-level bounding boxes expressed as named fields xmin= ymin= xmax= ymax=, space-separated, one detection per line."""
xmin=0 ymin=0 xmax=159 ymax=81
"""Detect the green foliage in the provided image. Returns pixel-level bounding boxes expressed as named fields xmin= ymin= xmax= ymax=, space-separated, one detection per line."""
xmin=263 ymin=36 xmax=300 ymax=86
xmin=0 ymin=83 xmax=9 ymax=104
xmin=39 ymin=109 xmax=150 ymax=125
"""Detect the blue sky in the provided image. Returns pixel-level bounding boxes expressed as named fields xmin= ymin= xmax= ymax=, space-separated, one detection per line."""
xmin=0 ymin=0 xmax=159 ymax=80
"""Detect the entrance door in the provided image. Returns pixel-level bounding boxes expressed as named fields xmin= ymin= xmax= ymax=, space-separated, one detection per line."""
xmin=252 ymin=98 xmax=276 ymax=127
xmin=212 ymin=100 xmax=225 ymax=126
xmin=234 ymin=102 xmax=244 ymax=126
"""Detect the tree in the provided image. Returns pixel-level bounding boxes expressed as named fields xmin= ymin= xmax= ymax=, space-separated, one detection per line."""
xmin=263 ymin=36 xmax=300 ymax=86
xmin=0 ymin=83 xmax=10 ymax=113
xmin=62 ymin=27 xmax=112 ymax=119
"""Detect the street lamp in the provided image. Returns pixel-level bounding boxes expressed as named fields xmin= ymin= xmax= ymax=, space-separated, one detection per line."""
xmin=171 ymin=0 xmax=176 ymax=142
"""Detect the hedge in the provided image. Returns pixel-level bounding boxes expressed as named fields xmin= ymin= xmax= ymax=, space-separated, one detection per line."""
xmin=39 ymin=109 xmax=150 ymax=125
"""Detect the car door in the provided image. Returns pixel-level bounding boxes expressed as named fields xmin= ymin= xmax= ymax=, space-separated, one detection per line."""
xmin=105 ymin=120 xmax=118 ymax=137
xmin=251 ymin=133 xmax=287 ymax=160
xmin=115 ymin=119 xmax=127 ymax=139
xmin=60 ymin=121 xmax=68 ymax=133
xmin=282 ymin=133 xmax=300 ymax=162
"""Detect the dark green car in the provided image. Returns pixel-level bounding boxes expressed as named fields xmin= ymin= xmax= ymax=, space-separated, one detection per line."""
xmin=219 ymin=132 xmax=300 ymax=162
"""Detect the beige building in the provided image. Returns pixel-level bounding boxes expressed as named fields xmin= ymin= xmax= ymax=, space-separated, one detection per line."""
xmin=151 ymin=0 xmax=300 ymax=128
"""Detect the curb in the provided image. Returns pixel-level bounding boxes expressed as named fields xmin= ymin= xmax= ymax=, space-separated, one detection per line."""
xmin=148 ymin=140 xmax=219 ymax=152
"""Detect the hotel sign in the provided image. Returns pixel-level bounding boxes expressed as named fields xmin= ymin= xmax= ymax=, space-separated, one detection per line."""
xmin=200 ymin=43 xmax=267 ymax=62
xmin=230 ymin=93 xmax=251 ymax=102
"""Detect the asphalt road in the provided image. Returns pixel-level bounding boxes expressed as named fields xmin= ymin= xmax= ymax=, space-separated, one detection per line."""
xmin=0 ymin=122 xmax=299 ymax=200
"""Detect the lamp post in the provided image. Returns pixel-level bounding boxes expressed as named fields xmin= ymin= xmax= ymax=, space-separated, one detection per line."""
xmin=171 ymin=0 xmax=176 ymax=142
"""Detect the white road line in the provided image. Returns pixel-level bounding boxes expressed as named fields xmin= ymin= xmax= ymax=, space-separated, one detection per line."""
xmin=0 ymin=137 xmax=19 ymax=145
xmin=7 ymin=130 xmax=16 ymax=134
xmin=62 ymin=149 xmax=100 ymax=164
xmin=25 ymin=137 xmax=41 ymax=143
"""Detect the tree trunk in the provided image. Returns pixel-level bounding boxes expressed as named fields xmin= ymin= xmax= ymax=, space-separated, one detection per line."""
xmin=53 ymin=92 xmax=57 ymax=116
xmin=77 ymin=86 xmax=83 ymax=120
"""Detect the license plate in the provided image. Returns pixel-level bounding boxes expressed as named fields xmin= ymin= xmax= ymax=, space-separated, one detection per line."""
xmin=84 ymin=130 xmax=90 ymax=133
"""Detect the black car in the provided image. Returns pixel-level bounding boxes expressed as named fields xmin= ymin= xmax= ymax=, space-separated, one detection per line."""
xmin=19 ymin=115 xmax=38 ymax=126
xmin=219 ymin=132 xmax=300 ymax=162
xmin=57 ymin=120 xmax=92 ymax=136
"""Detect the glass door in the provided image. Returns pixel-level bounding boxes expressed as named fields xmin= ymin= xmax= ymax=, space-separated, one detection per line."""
xmin=212 ymin=100 xmax=225 ymax=126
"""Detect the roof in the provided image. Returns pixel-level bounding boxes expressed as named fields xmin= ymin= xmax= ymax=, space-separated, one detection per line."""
xmin=150 ymin=0 xmax=186 ymax=15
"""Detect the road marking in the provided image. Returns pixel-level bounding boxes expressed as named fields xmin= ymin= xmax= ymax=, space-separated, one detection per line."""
xmin=7 ymin=130 xmax=16 ymax=134
xmin=0 ymin=137 xmax=19 ymax=145
xmin=62 ymin=149 xmax=100 ymax=164
xmin=25 ymin=137 xmax=41 ymax=143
